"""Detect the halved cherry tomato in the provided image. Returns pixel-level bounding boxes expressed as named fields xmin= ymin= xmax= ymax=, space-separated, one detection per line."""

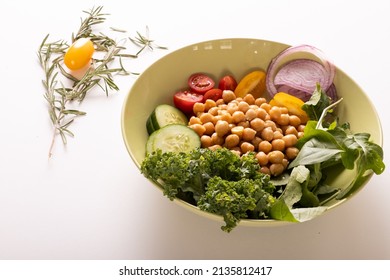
xmin=218 ymin=75 xmax=237 ymax=91
xmin=173 ymin=90 xmax=204 ymax=114
xmin=188 ymin=73 xmax=215 ymax=94
xmin=203 ymin=88 xmax=223 ymax=102
xmin=234 ymin=70 xmax=267 ymax=99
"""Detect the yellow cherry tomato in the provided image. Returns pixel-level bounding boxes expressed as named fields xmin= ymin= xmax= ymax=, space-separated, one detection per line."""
xmin=234 ymin=70 xmax=267 ymax=99
xmin=64 ymin=38 xmax=94 ymax=70
xmin=270 ymin=92 xmax=309 ymax=123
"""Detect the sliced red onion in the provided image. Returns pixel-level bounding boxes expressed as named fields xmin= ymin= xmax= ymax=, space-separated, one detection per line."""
xmin=266 ymin=44 xmax=336 ymax=101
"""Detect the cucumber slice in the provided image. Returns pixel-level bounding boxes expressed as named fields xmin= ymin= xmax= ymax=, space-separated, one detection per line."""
xmin=145 ymin=124 xmax=200 ymax=154
xmin=146 ymin=115 xmax=156 ymax=135
xmin=150 ymin=104 xmax=188 ymax=132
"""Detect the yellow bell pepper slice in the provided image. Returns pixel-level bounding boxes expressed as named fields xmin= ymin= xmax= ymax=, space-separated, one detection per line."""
xmin=234 ymin=70 xmax=267 ymax=99
xmin=270 ymin=92 xmax=309 ymax=123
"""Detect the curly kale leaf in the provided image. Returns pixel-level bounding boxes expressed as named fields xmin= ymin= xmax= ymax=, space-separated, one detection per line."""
xmin=198 ymin=176 xmax=274 ymax=232
xmin=141 ymin=148 xmax=276 ymax=231
xmin=140 ymin=149 xmax=209 ymax=201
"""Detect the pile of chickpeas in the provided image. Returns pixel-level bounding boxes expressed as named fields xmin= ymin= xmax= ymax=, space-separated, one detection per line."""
xmin=188 ymin=90 xmax=306 ymax=176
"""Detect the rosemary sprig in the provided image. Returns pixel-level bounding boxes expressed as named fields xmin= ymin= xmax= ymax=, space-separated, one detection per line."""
xmin=38 ymin=6 xmax=166 ymax=158
xmin=129 ymin=26 xmax=168 ymax=56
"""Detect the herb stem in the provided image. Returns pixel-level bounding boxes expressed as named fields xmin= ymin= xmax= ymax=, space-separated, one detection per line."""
xmin=316 ymin=97 xmax=344 ymax=129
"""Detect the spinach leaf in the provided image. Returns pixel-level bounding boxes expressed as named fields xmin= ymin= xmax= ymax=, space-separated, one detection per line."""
xmin=336 ymin=133 xmax=385 ymax=199
xmin=302 ymin=83 xmax=332 ymax=121
xmin=269 ymin=199 xmax=298 ymax=222
xmin=289 ymin=137 xmax=343 ymax=168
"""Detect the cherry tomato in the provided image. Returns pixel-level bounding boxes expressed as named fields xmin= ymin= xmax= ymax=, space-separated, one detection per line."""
xmin=218 ymin=75 xmax=237 ymax=91
xmin=234 ymin=70 xmax=266 ymax=98
xmin=64 ymin=38 xmax=95 ymax=70
xmin=203 ymin=88 xmax=223 ymax=102
xmin=173 ymin=91 xmax=204 ymax=114
xmin=188 ymin=73 xmax=215 ymax=94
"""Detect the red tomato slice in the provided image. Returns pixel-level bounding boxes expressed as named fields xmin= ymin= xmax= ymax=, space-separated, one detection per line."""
xmin=218 ymin=75 xmax=238 ymax=91
xmin=203 ymin=88 xmax=223 ymax=102
xmin=173 ymin=90 xmax=204 ymax=114
xmin=188 ymin=73 xmax=215 ymax=94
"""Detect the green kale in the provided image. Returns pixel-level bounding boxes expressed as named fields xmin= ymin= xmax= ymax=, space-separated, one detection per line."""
xmin=198 ymin=176 xmax=274 ymax=232
xmin=140 ymin=148 xmax=275 ymax=231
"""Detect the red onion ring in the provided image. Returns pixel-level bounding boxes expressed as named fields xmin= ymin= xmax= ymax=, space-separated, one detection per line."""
xmin=266 ymin=44 xmax=336 ymax=101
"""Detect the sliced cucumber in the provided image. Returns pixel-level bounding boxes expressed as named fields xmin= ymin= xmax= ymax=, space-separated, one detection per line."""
xmin=145 ymin=124 xmax=200 ymax=154
xmin=146 ymin=115 xmax=156 ymax=135
xmin=146 ymin=104 xmax=188 ymax=135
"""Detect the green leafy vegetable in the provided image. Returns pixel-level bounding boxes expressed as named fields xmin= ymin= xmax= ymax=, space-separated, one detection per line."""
xmin=141 ymin=148 xmax=275 ymax=232
xmin=295 ymin=86 xmax=386 ymax=200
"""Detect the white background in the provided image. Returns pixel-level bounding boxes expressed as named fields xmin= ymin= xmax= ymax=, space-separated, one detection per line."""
xmin=0 ymin=0 xmax=389 ymax=260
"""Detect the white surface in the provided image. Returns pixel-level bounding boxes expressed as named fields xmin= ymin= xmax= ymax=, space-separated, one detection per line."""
xmin=0 ymin=0 xmax=389 ymax=259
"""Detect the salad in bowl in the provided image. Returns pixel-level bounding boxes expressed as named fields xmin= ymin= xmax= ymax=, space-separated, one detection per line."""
xmin=121 ymin=38 xmax=385 ymax=232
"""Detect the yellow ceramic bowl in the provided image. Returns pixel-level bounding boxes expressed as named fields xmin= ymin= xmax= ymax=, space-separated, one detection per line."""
xmin=121 ymin=38 xmax=383 ymax=227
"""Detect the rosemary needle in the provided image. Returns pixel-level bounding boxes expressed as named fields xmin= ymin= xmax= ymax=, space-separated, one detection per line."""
xmin=38 ymin=6 xmax=166 ymax=158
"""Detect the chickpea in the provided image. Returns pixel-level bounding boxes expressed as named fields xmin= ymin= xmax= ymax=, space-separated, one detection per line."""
xmin=282 ymin=134 xmax=298 ymax=147
xmin=232 ymin=111 xmax=246 ymax=123
xmin=270 ymin=163 xmax=285 ymax=176
xmin=245 ymin=108 xmax=257 ymax=121
xmin=282 ymin=158 xmax=289 ymax=169
xmin=243 ymin=94 xmax=255 ymax=105
xmin=277 ymin=114 xmax=290 ymax=126
xmin=256 ymin=151 xmax=268 ymax=166
xmin=250 ymin=118 xmax=265 ymax=132
xmin=231 ymin=126 xmax=244 ymax=138
xmin=285 ymin=125 xmax=298 ymax=136
xmin=211 ymin=133 xmax=224 ymax=145
xmin=289 ymin=115 xmax=301 ymax=127
xmin=273 ymin=130 xmax=283 ymax=140
xmin=207 ymin=106 xmax=218 ymax=116
xmin=258 ymin=140 xmax=272 ymax=153
xmin=216 ymin=99 xmax=225 ymax=106
xmin=297 ymin=124 xmax=306 ymax=132
xmin=260 ymin=102 xmax=271 ymax=112
xmin=189 ymin=123 xmax=206 ymax=137
xmin=204 ymin=99 xmax=216 ymax=111
xmin=285 ymin=147 xmax=299 ymax=160
xmin=215 ymin=120 xmax=230 ymax=136
xmin=255 ymin=97 xmax=267 ymax=107
xmin=222 ymin=90 xmax=236 ymax=103
xmin=203 ymin=122 xmax=215 ymax=135
xmin=280 ymin=107 xmax=289 ymax=114
xmin=268 ymin=150 xmax=284 ymax=164
xmin=219 ymin=111 xmax=233 ymax=123
xmin=241 ymin=142 xmax=255 ymax=154
xmin=269 ymin=106 xmax=282 ymax=120
xmin=272 ymin=139 xmax=285 ymax=151
xmin=264 ymin=120 xmax=277 ymax=131
xmin=224 ymin=134 xmax=240 ymax=148
xmin=238 ymin=101 xmax=250 ymax=113
xmin=200 ymin=135 xmax=212 ymax=148
xmin=189 ymin=116 xmax=201 ymax=125
xmin=208 ymin=144 xmax=222 ymax=151
xmin=199 ymin=112 xmax=214 ymax=124
xmin=260 ymin=166 xmax=271 ymax=175
xmin=193 ymin=102 xmax=205 ymax=115
xmin=237 ymin=121 xmax=250 ymax=128
xmin=242 ymin=127 xmax=256 ymax=141
xmin=298 ymin=131 xmax=305 ymax=139
xmin=261 ymin=127 xmax=274 ymax=142
xmin=251 ymin=136 xmax=262 ymax=148
xmin=227 ymin=103 xmax=238 ymax=115
xmin=256 ymin=107 xmax=268 ymax=120
xmin=230 ymin=147 xmax=242 ymax=157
